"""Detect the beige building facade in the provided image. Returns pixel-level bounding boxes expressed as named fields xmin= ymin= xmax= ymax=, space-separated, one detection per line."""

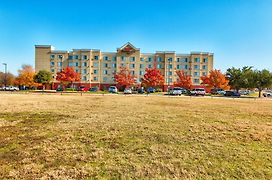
xmin=35 ymin=42 xmax=214 ymax=90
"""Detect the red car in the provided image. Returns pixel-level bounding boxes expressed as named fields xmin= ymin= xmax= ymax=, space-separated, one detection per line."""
xmin=77 ymin=86 xmax=88 ymax=92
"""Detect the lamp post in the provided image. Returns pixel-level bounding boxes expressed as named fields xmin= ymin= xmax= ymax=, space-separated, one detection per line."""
xmin=2 ymin=63 xmax=7 ymax=90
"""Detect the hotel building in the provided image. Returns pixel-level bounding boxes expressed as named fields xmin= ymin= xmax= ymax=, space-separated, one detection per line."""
xmin=35 ymin=42 xmax=214 ymax=90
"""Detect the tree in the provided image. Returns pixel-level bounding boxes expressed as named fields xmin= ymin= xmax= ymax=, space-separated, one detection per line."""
xmin=114 ymin=67 xmax=136 ymax=90
xmin=251 ymin=69 xmax=272 ymax=98
xmin=226 ymin=66 xmax=253 ymax=92
xmin=141 ymin=67 xmax=164 ymax=88
xmin=14 ymin=64 xmax=37 ymax=88
xmin=174 ymin=70 xmax=192 ymax=89
xmin=0 ymin=72 xmax=15 ymax=86
xmin=34 ymin=70 xmax=53 ymax=90
xmin=201 ymin=69 xmax=230 ymax=90
xmin=56 ymin=67 xmax=80 ymax=88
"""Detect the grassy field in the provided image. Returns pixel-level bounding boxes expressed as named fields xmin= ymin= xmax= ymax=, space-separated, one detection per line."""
xmin=0 ymin=93 xmax=271 ymax=179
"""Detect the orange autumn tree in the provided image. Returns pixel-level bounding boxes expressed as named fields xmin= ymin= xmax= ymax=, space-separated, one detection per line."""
xmin=142 ymin=67 xmax=164 ymax=88
xmin=114 ymin=67 xmax=136 ymax=89
xmin=200 ymin=69 xmax=230 ymax=89
xmin=56 ymin=67 xmax=80 ymax=88
xmin=174 ymin=70 xmax=193 ymax=89
xmin=14 ymin=64 xmax=38 ymax=88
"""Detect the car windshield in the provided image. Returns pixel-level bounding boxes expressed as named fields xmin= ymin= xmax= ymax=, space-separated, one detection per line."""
xmin=197 ymin=89 xmax=205 ymax=91
xmin=173 ymin=88 xmax=181 ymax=90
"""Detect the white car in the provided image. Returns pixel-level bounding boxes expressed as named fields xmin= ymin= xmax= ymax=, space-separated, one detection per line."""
xmin=108 ymin=86 xmax=118 ymax=93
xmin=190 ymin=88 xmax=206 ymax=96
xmin=2 ymin=86 xmax=19 ymax=91
xmin=263 ymin=90 xmax=272 ymax=97
xmin=124 ymin=88 xmax=132 ymax=94
xmin=169 ymin=87 xmax=183 ymax=96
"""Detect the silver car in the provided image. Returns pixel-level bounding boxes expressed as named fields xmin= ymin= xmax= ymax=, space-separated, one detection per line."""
xmin=169 ymin=87 xmax=183 ymax=96
xmin=108 ymin=86 xmax=118 ymax=93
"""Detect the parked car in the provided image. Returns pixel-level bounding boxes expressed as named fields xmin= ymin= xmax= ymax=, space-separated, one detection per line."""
xmin=190 ymin=88 xmax=206 ymax=96
xmin=56 ymin=87 xmax=64 ymax=92
xmin=89 ymin=87 xmax=98 ymax=92
xmin=169 ymin=87 xmax=183 ymax=96
xmin=124 ymin=88 xmax=132 ymax=94
xmin=1 ymin=86 xmax=19 ymax=91
xmin=224 ymin=91 xmax=241 ymax=97
xmin=211 ymin=88 xmax=226 ymax=95
xmin=147 ymin=87 xmax=156 ymax=93
xmin=77 ymin=86 xmax=88 ymax=92
xmin=239 ymin=89 xmax=250 ymax=95
xmin=263 ymin=90 xmax=272 ymax=97
xmin=137 ymin=87 xmax=145 ymax=94
xmin=108 ymin=86 xmax=118 ymax=93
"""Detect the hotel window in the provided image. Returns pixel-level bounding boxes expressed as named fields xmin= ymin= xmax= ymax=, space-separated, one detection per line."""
xmin=168 ymin=64 xmax=173 ymax=69
xmin=185 ymin=65 xmax=188 ymax=69
xmin=50 ymin=55 xmax=55 ymax=59
xmin=148 ymin=64 xmax=152 ymax=68
xmin=202 ymin=72 xmax=207 ymax=76
xmin=168 ymin=58 xmax=173 ymax=62
xmin=157 ymin=57 xmax=162 ymax=62
xmin=130 ymin=57 xmax=135 ymax=62
xmin=184 ymin=58 xmax=188 ymax=63
xmin=94 ymin=69 xmax=98 ymax=74
xmin=157 ymin=64 xmax=162 ymax=69
xmin=82 ymin=62 xmax=87 ymax=67
xmin=203 ymin=58 xmax=208 ymax=63
xmin=121 ymin=56 xmax=125 ymax=61
xmin=202 ymin=65 xmax=206 ymax=70
xmin=94 ymin=56 xmax=99 ymax=60
xmin=50 ymin=61 xmax=55 ymax=66
xmin=194 ymin=79 xmax=200 ymax=83
xmin=68 ymin=62 xmax=74 ymax=67
xmin=75 ymin=62 xmax=79 ymax=66
xmin=82 ymin=76 xmax=87 ymax=81
xmin=140 ymin=64 xmax=144 ymax=69
xmin=94 ymin=77 xmax=98 ymax=81
xmin=75 ymin=69 xmax=79 ymax=73
xmin=130 ymin=64 xmax=135 ymax=69
xmin=177 ymin=58 xmax=180 ymax=62
xmin=82 ymin=69 xmax=87 ymax=74
xmin=82 ymin=55 xmax=88 ymax=60
xmin=139 ymin=71 xmax=144 ymax=76
xmin=68 ymin=55 xmax=73 ymax=60
xmin=167 ymin=71 xmax=173 ymax=76
xmin=112 ymin=63 xmax=117 ymax=68
xmin=75 ymin=55 xmax=79 ymax=59
xmin=58 ymin=68 xmax=62 ymax=72
xmin=93 ymin=62 xmax=98 ymax=67
xmin=103 ymin=77 xmax=107 ymax=82
xmin=177 ymin=65 xmax=180 ymax=69
xmin=57 ymin=62 xmax=62 ymax=67
xmin=51 ymin=69 xmax=54 ymax=73
xmin=194 ymin=72 xmax=199 ymax=76
xmin=121 ymin=63 xmax=125 ymax=67
xmin=194 ymin=58 xmax=200 ymax=63
xmin=194 ymin=65 xmax=199 ymax=69
xmin=58 ymin=55 xmax=63 ymax=59
xmin=167 ymin=78 xmax=172 ymax=83
xmin=148 ymin=57 xmax=152 ymax=62
xmin=104 ymin=63 xmax=108 ymax=68
xmin=112 ymin=56 xmax=117 ymax=61
xmin=103 ymin=70 xmax=108 ymax=75
xmin=131 ymin=71 xmax=135 ymax=75
xmin=104 ymin=56 xmax=108 ymax=61
xmin=140 ymin=57 xmax=144 ymax=62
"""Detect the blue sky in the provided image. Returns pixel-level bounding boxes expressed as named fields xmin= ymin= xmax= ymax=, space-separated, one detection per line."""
xmin=0 ymin=0 xmax=271 ymax=74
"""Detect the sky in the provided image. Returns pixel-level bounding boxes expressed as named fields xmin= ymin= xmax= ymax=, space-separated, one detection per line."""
xmin=0 ymin=0 xmax=272 ymax=74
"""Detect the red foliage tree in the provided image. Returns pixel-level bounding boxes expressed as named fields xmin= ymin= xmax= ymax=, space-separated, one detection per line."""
xmin=114 ymin=67 xmax=136 ymax=89
xmin=56 ymin=67 xmax=80 ymax=88
xmin=200 ymin=69 xmax=230 ymax=89
xmin=142 ymin=67 xmax=164 ymax=88
xmin=174 ymin=70 xmax=193 ymax=89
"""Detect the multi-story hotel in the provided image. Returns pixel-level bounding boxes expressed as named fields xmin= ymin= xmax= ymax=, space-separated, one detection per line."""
xmin=35 ymin=42 xmax=213 ymax=90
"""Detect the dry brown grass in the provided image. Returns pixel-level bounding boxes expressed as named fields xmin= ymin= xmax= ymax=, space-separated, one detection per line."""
xmin=0 ymin=93 xmax=272 ymax=179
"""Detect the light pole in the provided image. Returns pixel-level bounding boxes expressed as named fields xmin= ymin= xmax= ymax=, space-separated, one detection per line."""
xmin=2 ymin=63 xmax=7 ymax=90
